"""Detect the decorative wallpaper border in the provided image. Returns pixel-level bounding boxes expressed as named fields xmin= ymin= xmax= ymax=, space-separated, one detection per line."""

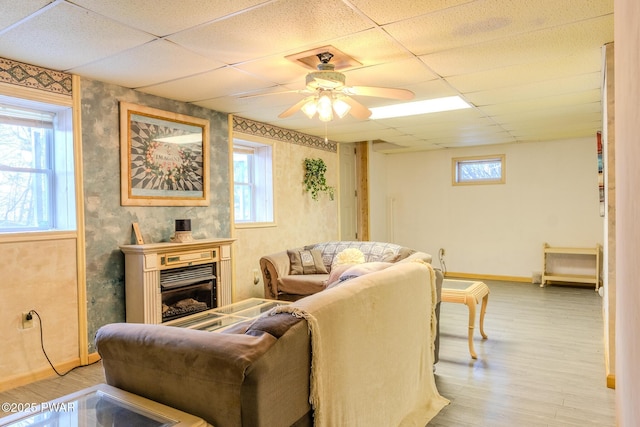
xmin=0 ymin=57 xmax=72 ymax=96
xmin=233 ymin=116 xmax=337 ymax=153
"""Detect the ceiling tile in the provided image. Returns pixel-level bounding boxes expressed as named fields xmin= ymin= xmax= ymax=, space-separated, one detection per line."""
xmin=511 ymin=121 xmax=601 ymax=141
xmin=167 ymin=0 xmax=373 ymax=65
xmin=138 ymin=66 xmax=275 ymax=102
xmin=234 ymin=56 xmax=313 ymax=88
xmin=70 ymin=0 xmax=268 ymax=36
xmin=348 ymin=0 xmax=473 ymax=25
xmin=465 ymin=72 xmax=601 ymax=106
xmin=0 ymin=1 xmax=155 ymax=71
xmin=0 ymin=0 xmax=52 ymax=30
xmin=70 ymin=40 xmax=225 ymax=88
xmin=445 ymin=50 xmax=602 ymax=93
xmin=480 ymin=90 xmax=601 ymax=116
xmin=494 ymin=103 xmax=602 ymax=128
xmin=419 ymin=15 xmax=613 ymax=77
xmin=383 ymin=0 xmax=613 ymax=56
xmin=343 ymin=57 xmax=437 ymax=89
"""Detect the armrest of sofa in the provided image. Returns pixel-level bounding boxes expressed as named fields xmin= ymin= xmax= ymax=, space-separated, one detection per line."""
xmin=95 ymin=323 xmax=276 ymax=427
xmin=259 ymin=251 xmax=291 ymax=299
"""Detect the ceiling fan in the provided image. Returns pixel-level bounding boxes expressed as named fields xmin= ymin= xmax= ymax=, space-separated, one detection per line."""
xmin=246 ymin=52 xmax=415 ymax=122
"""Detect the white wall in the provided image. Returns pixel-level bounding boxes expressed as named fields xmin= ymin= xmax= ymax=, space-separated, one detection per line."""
xmin=376 ymin=138 xmax=604 ymax=279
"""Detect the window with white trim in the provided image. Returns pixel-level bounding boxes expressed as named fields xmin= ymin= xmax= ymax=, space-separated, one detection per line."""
xmin=233 ymin=139 xmax=273 ymax=224
xmin=453 ymin=154 xmax=505 ymax=186
xmin=0 ymin=97 xmax=76 ymax=232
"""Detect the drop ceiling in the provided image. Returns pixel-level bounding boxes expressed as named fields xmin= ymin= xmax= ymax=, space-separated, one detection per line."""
xmin=0 ymin=0 xmax=613 ymax=152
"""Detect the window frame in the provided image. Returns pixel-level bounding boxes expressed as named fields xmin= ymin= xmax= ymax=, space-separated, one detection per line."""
xmin=452 ymin=154 xmax=506 ymax=186
xmin=232 ymin=137 xmax=275 ymax=228
xmin=0 ymin=96 xmax=76 ymax=234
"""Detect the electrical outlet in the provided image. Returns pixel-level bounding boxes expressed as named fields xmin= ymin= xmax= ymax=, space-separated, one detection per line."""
xmin=439 ymin=248 xmax=446 ymax=257
xmin=21 ymin=312 xmax=33 ymax=329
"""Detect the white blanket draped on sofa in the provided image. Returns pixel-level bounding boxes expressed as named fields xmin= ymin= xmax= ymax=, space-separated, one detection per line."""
xmin=273 ymin=261 xmax=449 ymax=426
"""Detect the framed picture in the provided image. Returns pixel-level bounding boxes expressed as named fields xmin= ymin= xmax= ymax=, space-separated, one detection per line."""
xmin=119 ymin=101 xmax=210 ymax=206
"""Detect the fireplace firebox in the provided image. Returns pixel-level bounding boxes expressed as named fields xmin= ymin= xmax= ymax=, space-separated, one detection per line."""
xmin=161 ymin=263 xmax=216 ymax=322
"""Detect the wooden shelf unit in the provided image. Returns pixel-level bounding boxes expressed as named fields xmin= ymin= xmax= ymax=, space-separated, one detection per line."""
xmin=541 ymin=243 xmax=601 ymax=291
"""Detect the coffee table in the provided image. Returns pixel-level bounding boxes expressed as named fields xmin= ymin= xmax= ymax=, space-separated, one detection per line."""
xmin=441 ymin=279 xmax=490 ymax=359
xmin=0 ymin=383 xmax=207 ymax=426
xmin=164 ymin=298 xmax=290 ymax=332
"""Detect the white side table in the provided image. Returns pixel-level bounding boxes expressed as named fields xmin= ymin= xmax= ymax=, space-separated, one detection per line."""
xmin=441 ymin=279 xmax=490 ymax=359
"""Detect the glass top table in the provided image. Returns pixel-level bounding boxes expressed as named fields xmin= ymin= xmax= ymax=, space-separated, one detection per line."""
xmin=0 ymin=384 xmax=207 ymax=427
xmin=163 ymin=298 xmax=290 ymax=332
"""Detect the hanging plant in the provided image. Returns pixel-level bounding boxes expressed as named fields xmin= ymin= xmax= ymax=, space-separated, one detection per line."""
xmin=303 ymin=158 xmax=334 ymax=201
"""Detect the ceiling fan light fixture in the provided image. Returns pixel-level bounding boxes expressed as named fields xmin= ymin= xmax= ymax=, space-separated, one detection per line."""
xmin=332 ymin=98 xmax=351 ymax=118
xmin=317 ymin=94 xmax=333 ymax=122
xmin=301 ymin=99 xmax=318 ymax=119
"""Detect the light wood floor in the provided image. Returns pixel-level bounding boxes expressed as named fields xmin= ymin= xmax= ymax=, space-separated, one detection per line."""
xmin=0 ymin=279 xmax=615 ymax=426
xmin=429 ymin=279 xmax=615 ymax=426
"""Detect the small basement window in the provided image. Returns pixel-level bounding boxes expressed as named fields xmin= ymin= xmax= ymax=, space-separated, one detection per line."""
xmin=452 ymin=155 xmax=505 ymax=185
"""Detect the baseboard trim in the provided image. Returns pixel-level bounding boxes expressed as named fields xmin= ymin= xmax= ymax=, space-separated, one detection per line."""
xmin=445 ymin=272 xmax=532 ymax=283
xmin=87 ymin=351 xmax=101 ymax=364
xmin=0 ymin=352 xmax=101 ymax=393
xmin=607 ymin=374 xmax=616 ymax=389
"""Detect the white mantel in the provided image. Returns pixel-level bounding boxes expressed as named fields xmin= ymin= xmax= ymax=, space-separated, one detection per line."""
xmin=120 ymin=238 xmax=235 ymax=324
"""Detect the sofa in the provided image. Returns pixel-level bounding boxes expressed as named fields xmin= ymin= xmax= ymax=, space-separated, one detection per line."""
xmin=260 ymin=241 xmax=443 ymax=363
xmin=95 ymin=261 xmax=448 ymax=427
xmin=259 ymin=241 xmax=436 ymax=300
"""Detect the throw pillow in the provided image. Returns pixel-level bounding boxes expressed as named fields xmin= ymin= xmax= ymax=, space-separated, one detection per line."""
xmin=380 ymin=247 xmax=415 ymax=263
xmin=333 ymin=248 xmax=365 ymax=266
xmin=338 ymin=261 xmax=394 ymax=283
xmin=325 ymin=263 xmax=353 ymax=288
xmin=288 ymin=248 xmax=328 ymax=275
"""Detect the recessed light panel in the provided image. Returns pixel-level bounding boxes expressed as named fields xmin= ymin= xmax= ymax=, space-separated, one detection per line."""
xmin=370 ymin=96 xmax=472 ymax=119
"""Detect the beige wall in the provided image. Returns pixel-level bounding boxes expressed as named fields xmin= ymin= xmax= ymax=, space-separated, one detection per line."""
xmin=0 ymin=235 xmax=80 ymax=390
xmin=614 ymin=0 xmax=640 ymax=424
xmin=232 ymin=136 xmax=339 ymax=301
xmin=375 ymin=138 xmax=604 ymax=279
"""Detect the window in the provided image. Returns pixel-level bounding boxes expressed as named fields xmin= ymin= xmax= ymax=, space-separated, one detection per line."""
xmin=233 ymin=139 xmax=273 ymax=224
xmin=452 ymin=155 xmax=505 ymax=185
xmin=0 ymin=96 xmax=75 ymax=232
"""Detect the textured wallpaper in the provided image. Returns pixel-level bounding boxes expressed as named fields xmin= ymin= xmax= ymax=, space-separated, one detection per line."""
xmin=81 ymin=78 xmax=230 ymax=351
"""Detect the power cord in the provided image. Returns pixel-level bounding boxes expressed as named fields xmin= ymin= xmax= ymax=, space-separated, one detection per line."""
xmin=28 ymin=310 xmax=101 ymax=377
xmin=438 ymin=248 xmax=447 ymax=276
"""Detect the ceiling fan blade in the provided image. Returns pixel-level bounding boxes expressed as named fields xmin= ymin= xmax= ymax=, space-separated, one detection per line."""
xmin=278 ymin=96 xmax=314 ymax=118
xmin=342 ymin=97 xmax=372 ymax=119
xmin=345 ymin=86 xmax=414 ymax=100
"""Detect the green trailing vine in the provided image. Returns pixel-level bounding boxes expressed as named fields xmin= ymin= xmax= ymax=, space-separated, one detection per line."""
xmin=303 ymin=158 xmax=334 ymax=201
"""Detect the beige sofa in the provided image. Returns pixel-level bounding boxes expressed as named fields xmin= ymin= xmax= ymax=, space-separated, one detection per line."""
xmin=95 ymin=261 xmax=444 ymax=427
xmin=260 ymin=241 xmax=434 ymax=300
xmin=260 ymin=241 xmax=443 ymax=363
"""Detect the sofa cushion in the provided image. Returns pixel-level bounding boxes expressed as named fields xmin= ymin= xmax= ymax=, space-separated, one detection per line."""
xmin=278 ymin=274 xmax=329 ymax=295
xmin=288 ymin=248 xmax=328 ymax=275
